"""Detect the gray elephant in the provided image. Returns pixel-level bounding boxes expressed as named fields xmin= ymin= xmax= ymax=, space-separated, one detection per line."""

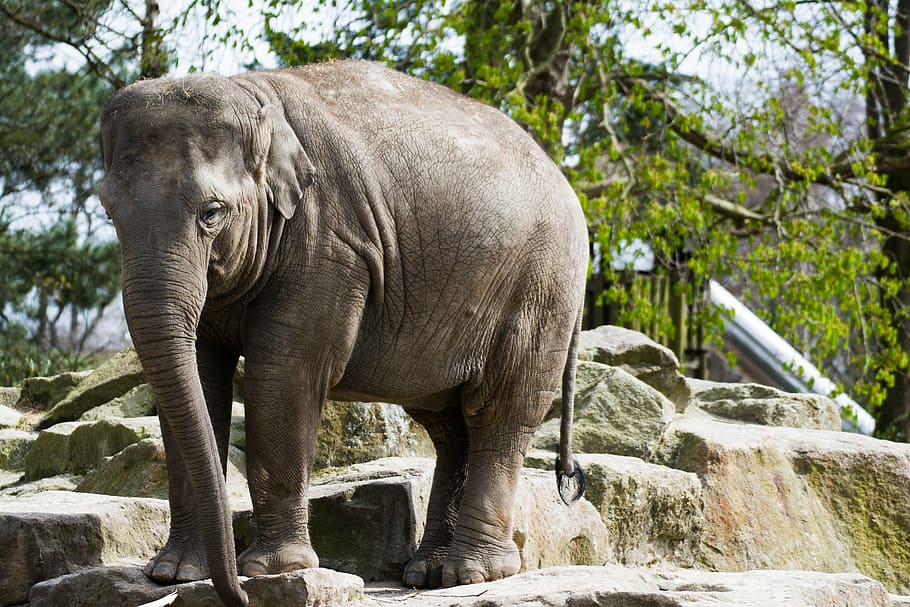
xmin=99 ymin=60 xmax=588 ymax=607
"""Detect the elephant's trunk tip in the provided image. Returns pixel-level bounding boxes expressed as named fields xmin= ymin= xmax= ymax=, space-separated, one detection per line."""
xmin=215 ymin=579 xmax=249 ymax=607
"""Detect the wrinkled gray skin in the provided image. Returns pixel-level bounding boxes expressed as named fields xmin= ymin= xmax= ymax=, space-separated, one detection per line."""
xmin=99 ymin=60 xmax=587 ymax=607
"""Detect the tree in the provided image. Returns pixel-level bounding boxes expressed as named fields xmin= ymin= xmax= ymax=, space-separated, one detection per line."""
xmin=260 ymin=0 xmax=910 ymax=439
xmin=0 ymin=0 xmax=171 ymax=383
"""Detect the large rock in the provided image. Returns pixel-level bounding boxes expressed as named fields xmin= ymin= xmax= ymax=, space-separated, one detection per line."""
xmin=526 ymin=450 xmax=703 ymax=567
xmin=359 ymin=566 xmax=893 ymax=607
xmin=28 ymin=564 xmax=364 ymax=607
xmin=687 ymin=378 xmax=841 ymax=430
xmin=0 ymin=491 xmax=169 ymax=606
xmin=315 ymin=402 xmax=434 ymax=469
xmin=0 ymin=428 xmax=34 ymax=470
xmin=511 ymin=467 xmax=610 ymax=570
xmin=536 ymin=361 xmax=675 ymax=459
xmin=78 ymin=383 xmax=156 ymax=421
xmin=227 ymin=400 xmax=434 ymax=467
xmin=658 ymin=414 xmax=910 ymax=593
xmin=37 ymin=350 xmax=145 ymax=429
xmin=77 ymin=438 xmax=251 ymax=508
xmin=24 ymin=416 xmax=161 ymax=480
xmin=578 ymin=325 xmax=690 ymax=409
xmin=15 ymin=370 xmax=91 ymax=411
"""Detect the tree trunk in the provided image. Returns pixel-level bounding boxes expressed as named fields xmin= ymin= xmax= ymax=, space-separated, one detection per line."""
xmin=141 ymin=0 xmax=167 ymax=79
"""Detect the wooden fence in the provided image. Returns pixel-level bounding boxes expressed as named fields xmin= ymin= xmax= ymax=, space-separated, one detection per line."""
xmin=584 ymin=269 xmax=709 ymax=379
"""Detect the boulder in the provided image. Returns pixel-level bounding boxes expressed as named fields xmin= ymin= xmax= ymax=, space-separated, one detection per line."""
xmin=525 ymin=451 xmax=703 ymax=566
xmin=28 ymin=564 xmax=364 ymax=607
xmin=37 ymin=350 xmax=145 ymax=429
xmin=687 ymin=378 xmax=841 ymax=430
xmin=0 ymin=428 xmax=35 ymax=469
xmin=77 ymin=438 xmax=251 ymax=508
xmin=658 ymin=415 xmax=910 ymax=593
xmin=536 ymin=361 xmax=675 ymax=459
xmin=0 ymin=404 xmax=21 ymax=429
xmin=0 ymin=491 xmax=169 ymax=606
xmin=0 ymin=387 xmax=19 ymax=408
xmin=511 ymin=467 xmax=610 ymax=570
xmin=359 ymin=566 xmax=892 ymax=607
xmin=315 ymin=402 xmax=434 ymax=469
xmin=78 ymin=383 xmax=156 ymax=421
xmin=578 ymin=325 xmax=690 ymax=409
xmin=228 ymin=400 xmax=435 ymax=467
xmin=16 ymin=370 xmax=91 ymax=411
xmin=286 ymin=457 xmax=435 ymax=582
xmin=24 ymin=416 xmax=161 ymax=480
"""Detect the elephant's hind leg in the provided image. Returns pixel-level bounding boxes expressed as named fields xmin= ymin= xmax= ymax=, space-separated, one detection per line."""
xmin=402 ymin=406 xmax=468 ymax=588
xmin=440 ymin=301 xmax=571 ymax=586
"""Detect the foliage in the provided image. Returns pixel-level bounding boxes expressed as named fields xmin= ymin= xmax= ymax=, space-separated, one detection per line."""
xmin=259 ymin=0 xmax=910 ymax=439
xmin=0 ymin=0 xmax=133 ymax=380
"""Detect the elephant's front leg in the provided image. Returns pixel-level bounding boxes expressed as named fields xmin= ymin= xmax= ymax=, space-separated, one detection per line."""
xmin=237 ymin=357 xmax=322 ymax=576
xmin=146 ymin=340 xmax=238 ymax=583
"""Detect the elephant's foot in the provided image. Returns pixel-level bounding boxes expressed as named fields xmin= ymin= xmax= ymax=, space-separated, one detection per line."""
xmin=403 ymin=545 xmax=449 ymax=588
xmin=440 ymin=538 xmax=520 ymax=587
xmin=237 ymin=539 xmax=319 ymax=576
xmin=144 ymin=536 xmax=208 ymax=583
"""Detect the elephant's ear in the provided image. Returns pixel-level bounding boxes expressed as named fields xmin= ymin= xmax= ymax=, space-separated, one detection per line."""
xmin=251 ymin=104 xmax=316 ymax=220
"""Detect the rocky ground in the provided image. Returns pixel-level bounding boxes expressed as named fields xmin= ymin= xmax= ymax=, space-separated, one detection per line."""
xmin=2 ymin=325 xmax=909 ymax=606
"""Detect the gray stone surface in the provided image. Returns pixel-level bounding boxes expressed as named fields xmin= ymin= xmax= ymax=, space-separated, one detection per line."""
xmin=658 ymin=414 xmax=910 ymax=594
xmin=359 ymin=566 xmax=892 ymax=607
xmin=0 ymin=428 xmax=34 ymax=470
xmin=77 ymin=438 xmax=251 ymax=508
xmin=24 ymin=416 xmax=161 ymax=480
xmin=78 ymin=383 xmax=156 ymax=421
xmin=0 ymin=404 xmax=22 ymax=429
xmin=578 ymin=325 xmax=690 ymax=408
xmin=687 ymin=378 xmax=841 ymax=430
xmin=37 ymin=350 xmax=145 ymax=429
xmin=28 ymin=565 xmax=364 ymax=607
xmin=525 ymin=451 xmax=703 ymax=567
xmin=16 ymin=370 xmax=91 ymax=411
xmin=0 ymin=491 xmax=169 ymax=606
xmin=536 ymin=361 xmax=675 ymax=459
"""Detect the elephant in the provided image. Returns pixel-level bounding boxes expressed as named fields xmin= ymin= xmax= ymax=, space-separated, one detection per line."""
xmin=99 ymin=60 xmax=588 ymax=607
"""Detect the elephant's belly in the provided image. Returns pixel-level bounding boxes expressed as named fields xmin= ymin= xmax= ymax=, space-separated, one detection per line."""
xmin=327 ymin=381 xmax=461 ymax=412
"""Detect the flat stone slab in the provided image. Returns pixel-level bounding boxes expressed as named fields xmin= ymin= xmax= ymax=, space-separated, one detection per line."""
xmin=359 ymin=566 xmax=893 ymax=607
xmin=0 ymin=491 xmax=169 ymax=606
xmin=28 ymin=565 xmax=364 ymax=607
xmin=687 ymin=378 xmax=841 ymax=430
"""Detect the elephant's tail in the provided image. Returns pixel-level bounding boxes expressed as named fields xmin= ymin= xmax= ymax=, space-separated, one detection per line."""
xmin=556 ymin=306 xmax=586 ymax=505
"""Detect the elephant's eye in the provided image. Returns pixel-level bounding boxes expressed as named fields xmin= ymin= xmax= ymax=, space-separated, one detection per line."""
xmin=199 ymin=203 xmax=224 ymax=229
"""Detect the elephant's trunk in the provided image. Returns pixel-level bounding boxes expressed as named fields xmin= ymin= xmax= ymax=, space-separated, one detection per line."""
xmin=121 ymin=255 xmax=248 ymax=607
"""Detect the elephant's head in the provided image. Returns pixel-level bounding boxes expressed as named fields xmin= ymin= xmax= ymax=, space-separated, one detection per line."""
xmin=99 ymin=74 xmax=315 ymax=607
